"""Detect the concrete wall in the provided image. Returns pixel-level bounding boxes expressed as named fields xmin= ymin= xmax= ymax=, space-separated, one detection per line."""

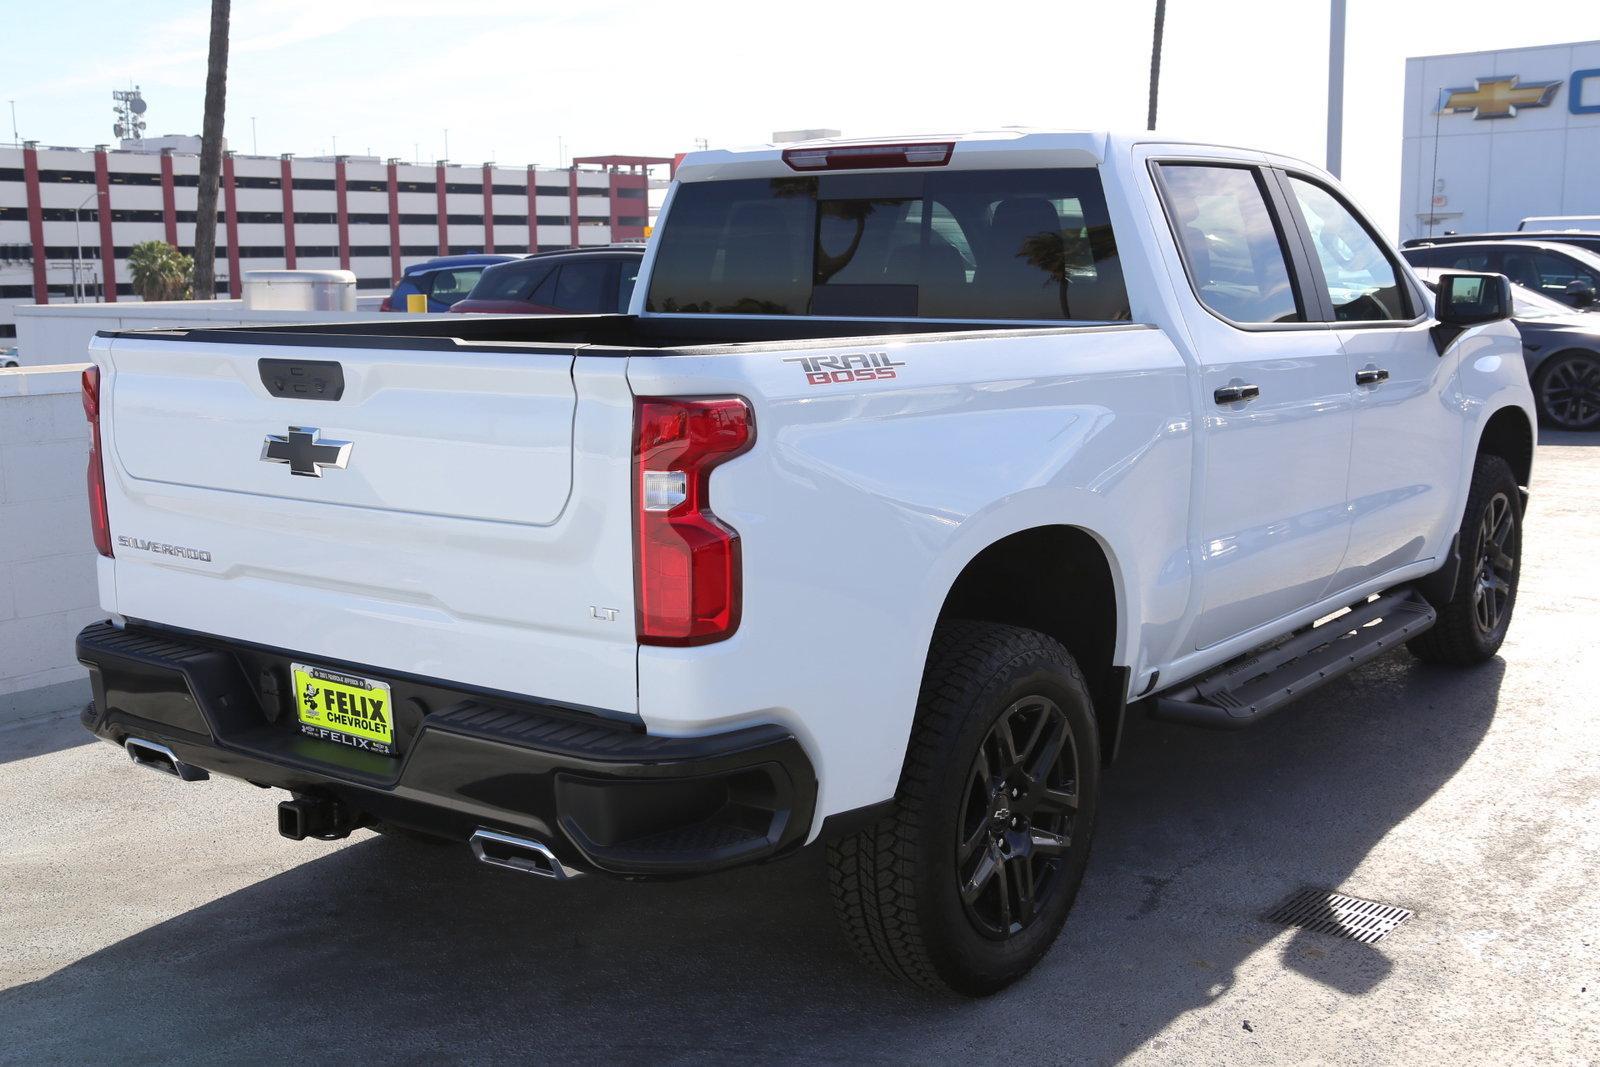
xmin=0 ymin=364 xmax=99 ymax=722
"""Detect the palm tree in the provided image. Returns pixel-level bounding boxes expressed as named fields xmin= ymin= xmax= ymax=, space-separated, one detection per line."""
xmin=128 ymin=241 xmax=193 ymax=301
xmin=1147 ymin=0 xmax=1166 ymax=131
xmin=192 ymin=0 xmax=231 ymax=299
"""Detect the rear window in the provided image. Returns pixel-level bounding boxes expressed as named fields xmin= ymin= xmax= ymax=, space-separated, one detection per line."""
xmin=646 ymin=169 xmax=1130 ymax=321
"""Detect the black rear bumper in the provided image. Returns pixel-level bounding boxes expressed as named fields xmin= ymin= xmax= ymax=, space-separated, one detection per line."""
xmin=76 ymin=621 xmax=816 ymax=878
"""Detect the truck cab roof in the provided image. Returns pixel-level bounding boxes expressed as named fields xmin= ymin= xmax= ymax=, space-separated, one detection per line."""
xmin=672 ymin=129 xmax=1325 ymax=183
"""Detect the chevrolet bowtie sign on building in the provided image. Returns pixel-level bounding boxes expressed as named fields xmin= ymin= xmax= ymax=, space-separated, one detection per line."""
xmin=1438 ymin=76 xmax=1566 ymax=119
xmin=1401 ymin=41 xmax=1600 ymax=241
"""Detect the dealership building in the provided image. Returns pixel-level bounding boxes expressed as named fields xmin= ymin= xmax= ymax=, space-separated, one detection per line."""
xmin=0 ymin=143 xmax=666 ymax=338
xmin=1401 ymin=40 xmax=1600 ymax=241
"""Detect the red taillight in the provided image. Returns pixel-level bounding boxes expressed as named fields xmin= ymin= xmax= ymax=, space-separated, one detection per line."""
xmin=81 ymin=366 xmax=112 ymax=558
xmin=633 ymin=397 xmax=753 ymax=646
xmin=782 ymin=142 xmax=954 ymax=171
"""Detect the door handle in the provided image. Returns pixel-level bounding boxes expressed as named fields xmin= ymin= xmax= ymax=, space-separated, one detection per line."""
xmin=1213 ymin=383 xmax=1261 ymax=404
xmin=1355 ymin=368 xmax=1390 ymax=386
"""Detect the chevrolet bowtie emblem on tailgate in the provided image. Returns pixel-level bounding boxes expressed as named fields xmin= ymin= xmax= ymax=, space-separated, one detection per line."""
xmin=260 ymin=426 xmax=352 ymax=478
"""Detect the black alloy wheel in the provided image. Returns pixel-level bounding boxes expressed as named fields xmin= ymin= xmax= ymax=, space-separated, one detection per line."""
xmin=1472 ymin=489 xmax=1517 ymax=641
xmin=1537 ymin=352 xmax=1600 ymax=430
xmin=958 ymin=695 xmax=1079 ymax=939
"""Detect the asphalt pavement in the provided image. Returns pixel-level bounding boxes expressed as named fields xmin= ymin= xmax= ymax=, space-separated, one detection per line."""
xmin=2 ymin=432 xmax=1597 ymax=1064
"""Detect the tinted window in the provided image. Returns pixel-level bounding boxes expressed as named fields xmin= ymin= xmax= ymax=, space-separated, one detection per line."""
xmin=471 ymin=262 xmax=550 ymax=302
xmin=646 ymin=169 xmax=1129 ymax=321
xmin=1501 ymin=248 xmax=1600 ymax=303
xmin=1287 ymin=176 xmax=1408 ymax=321
xmin=550 ymin=261 xmax=611 ymax=312
xmin=1406 ymin=245 xmax=1492 ymax=272
xmin=617 ymin=259 xmax=640 ymax=312
xmin=1158 ymin=164 xmax=1301 ymax=324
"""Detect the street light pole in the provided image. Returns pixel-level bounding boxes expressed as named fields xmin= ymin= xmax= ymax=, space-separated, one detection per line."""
xmin=73 ymin=189 xmax=96 ymax=302
xmin=1327 ymin=0 xmax=1347 ymax=177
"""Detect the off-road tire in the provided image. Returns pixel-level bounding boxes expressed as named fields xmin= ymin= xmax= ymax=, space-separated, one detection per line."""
xmin=1408 ymin=453 xmax=1522 ymax=665
xmin=827 ymin=620 xmax=1100 ymax=996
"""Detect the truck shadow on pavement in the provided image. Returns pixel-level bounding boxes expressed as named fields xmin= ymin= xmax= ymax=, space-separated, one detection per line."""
xmin=1 ymin=653 xmax=1503 ymax=1063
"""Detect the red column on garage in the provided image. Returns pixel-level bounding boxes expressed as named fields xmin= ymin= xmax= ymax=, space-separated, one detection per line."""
xmin=334 ymin=156 xmax=351 ymax=270
xmin=222 ymin=151 xmax=242 ymax=298
xmin=21 ymin=142 xmax=48 ymax=304
xmin=280 ymin=154 xmax=297 ymax=269
xmin=526 ymin=165 xmax=538 ymax=253
xmin=159 ymin=148 xmax=178 ymax=247
xmin=480 ymin=164 xmax=495 ymax=253
xmin=436 ymin=162 xmax=449 ymax=255
xmin=386 ymin=159 xmax=401 ymax=285
xmin=567 ymin=168 xmax=580 ymax=249
xmin=92 ymin=146 xmax=118 ymax=301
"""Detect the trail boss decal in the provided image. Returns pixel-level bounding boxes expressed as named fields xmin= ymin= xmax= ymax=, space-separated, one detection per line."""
xmin=293 ymin=663 xmax=395 ymax=755
xmin=784 ymin=351 xmax=905 ymax=386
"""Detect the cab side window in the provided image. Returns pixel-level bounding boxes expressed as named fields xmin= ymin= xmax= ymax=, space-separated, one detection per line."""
xmin=1157 ymin=164 xmax=1303 ymax=325
xmin=1287 ymin=176 xmax=1410 ymax=321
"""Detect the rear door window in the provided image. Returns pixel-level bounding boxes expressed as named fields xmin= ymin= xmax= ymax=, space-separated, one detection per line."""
xmin=1421 ymin=246 xmax=1495 ymax=272
xmin=550 ymin=260 xmax=613 ymax=312
xmin=617 ymin=259 xmax=640 ymax=312
xmin=472 ymin=263 xmax=550 ymax=302
xmin=646 ymin=168 xmax=1129 ymax=321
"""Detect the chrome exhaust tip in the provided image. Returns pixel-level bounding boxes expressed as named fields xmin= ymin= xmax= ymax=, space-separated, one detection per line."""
xmin=469 ymin=828 xmax=576 ymax=880
xmin=124 ymin=737 xmax=210 ymax=782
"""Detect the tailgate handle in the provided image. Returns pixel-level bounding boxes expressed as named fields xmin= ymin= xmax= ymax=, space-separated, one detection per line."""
xmin=259 ymin=358 xmax=345 ymax=401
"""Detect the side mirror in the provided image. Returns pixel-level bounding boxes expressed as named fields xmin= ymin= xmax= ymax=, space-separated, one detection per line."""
xmin=1431 ymin=272 xmax=1512 ymax=354
xmin=1565 ymin=279 xmax=1597 ymax=308
xmin=1435 ymin=272 xmax=1512 ymax=326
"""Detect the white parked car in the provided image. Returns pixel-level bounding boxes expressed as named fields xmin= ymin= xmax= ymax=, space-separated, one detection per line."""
xmin=75 ymin=131 xmax=1535 ymax=994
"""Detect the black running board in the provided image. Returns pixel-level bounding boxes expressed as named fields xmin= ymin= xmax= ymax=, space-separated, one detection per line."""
xmin=1150 ymin=588 xmax=1437 ymax=730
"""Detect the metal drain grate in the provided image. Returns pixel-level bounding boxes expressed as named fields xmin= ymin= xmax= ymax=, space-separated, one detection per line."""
xmin=1265 ymin=888 xmax=1414 ymax=944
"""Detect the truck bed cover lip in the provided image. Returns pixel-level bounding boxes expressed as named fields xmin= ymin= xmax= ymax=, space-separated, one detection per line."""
xmin=95 ymin=318 xmax=1154 ymax=358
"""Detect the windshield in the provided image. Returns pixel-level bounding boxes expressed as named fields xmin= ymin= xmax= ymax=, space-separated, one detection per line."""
xmin=1509 ymin=282 xmax=1575 ymax=319
xmin=646 ymin=169 xmax=1131 ymax=322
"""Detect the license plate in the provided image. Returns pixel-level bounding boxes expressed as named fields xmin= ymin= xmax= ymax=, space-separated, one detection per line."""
xmin=293 ymin=663 xmax=395 ymax=756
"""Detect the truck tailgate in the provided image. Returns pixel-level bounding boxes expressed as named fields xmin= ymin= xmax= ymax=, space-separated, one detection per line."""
xmin=95 ymin=336 xmax=639 ymax=716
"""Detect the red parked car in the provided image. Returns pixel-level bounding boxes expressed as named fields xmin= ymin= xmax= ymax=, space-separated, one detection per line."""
xmin=449 ymin=246 xmax=645 ymax=314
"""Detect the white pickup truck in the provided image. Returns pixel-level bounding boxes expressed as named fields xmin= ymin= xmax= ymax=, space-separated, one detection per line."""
xmin=76 ymin=131 xmax=1535 ymax=994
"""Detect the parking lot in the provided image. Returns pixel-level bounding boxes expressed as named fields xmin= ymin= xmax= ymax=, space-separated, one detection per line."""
xmin=1 ymin=431 xmax=1596 ymax=1064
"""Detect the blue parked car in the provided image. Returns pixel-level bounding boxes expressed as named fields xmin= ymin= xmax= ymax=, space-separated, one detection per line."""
xmin=380 ymin=254 xmax=521 ymax=312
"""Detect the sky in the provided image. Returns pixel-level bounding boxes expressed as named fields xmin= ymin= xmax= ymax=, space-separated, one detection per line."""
xmin=4 ymin=0 xmax=1599 ymax=237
